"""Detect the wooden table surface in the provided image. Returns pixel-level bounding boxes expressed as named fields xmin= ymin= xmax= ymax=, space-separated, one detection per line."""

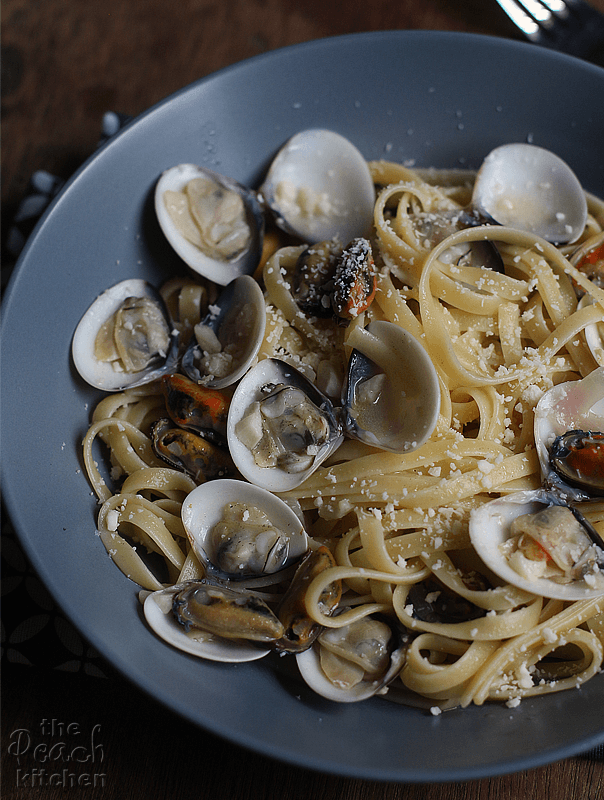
xmin=2 ymin=1 xmax=604 ymax=798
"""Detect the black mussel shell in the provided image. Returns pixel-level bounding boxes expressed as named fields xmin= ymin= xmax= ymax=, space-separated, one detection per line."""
xmin=549 ymin=430 xmax=604 ymax=498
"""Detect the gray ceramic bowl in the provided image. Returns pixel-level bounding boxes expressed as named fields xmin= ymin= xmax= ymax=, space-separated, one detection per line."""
xmin=2 ymin=31 xmax=604 ymax=782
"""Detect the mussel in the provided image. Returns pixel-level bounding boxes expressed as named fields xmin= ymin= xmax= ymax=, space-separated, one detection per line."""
xmin=275 ymin=546 xmax=342 ymax=654
xmin=533 ymin=367 xmax=604 ymax=499
xmin=143 ymin=579 xmax=281 ymax=663
xmin=151 ymin=418 xmax=235 ymax=482
xmin=292 ymin=237 xmax=377 ymax=323
xmin=162 ymin=373 xmax=230 ymax=445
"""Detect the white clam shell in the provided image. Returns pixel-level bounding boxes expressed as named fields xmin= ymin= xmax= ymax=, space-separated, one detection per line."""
xmin=155 ymin=163 xmax=263 ymax=285
xmin=533 ymin=367 xmax=604 ymax=480
xmin=469 ymin=491 xmax=604 ymax=601
xmin=295 ymin=618 xmax=407 ymax=703
xmin=343 ymin=320 xmax=441 ymax=453
xmin=260 ymin=129 xmax=375 ymax=243
xmin=296 ymin=645 xmax=390 ymax=703
xmin=227 ymin=359 xmax=344 ymax=492
xmin=181 ymin=478 xmax=309 ymax=586
xmin=181 ymin=275 xmax=266 ymax=389
xmin=71 ymin=278 xmax=178 ymax=391
xmin=472 ymin=143 xmax=587 ymax=244
xmin=143 ymin=584 xmax=271 ymax=663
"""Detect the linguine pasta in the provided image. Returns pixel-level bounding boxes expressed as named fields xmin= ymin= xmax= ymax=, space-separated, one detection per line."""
xmin=82 ymin=159 xmax=604 ymax=709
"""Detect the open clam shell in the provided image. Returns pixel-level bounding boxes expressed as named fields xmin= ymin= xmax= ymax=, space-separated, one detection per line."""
xmin=181 ymin=275 xmax=266 ymax=389
xmin=342 ymin=321 xmax=441 ymax=453
xmin=533 ymin=368 xmax=604 ymax=485
xmin=143 ymin=582 xmax=272 ymax=663
xmin=260 ymin=129 xmax=375 ymax=244
xmin=295 ymin=615 xmax=407 ymax=702
xmin=71 ymin=278 xmax=179 ymax=391
xmin=227 ymin=358 xmax=345 ymax=492
xmin=472 ymin=143 xmax=587 ymax=244
xmin=469 ymin=491 xmax=604 ymax=601
xmin=181 ymin=478 xmax=309 ymax=587
xmin=155 ymin=163 xmax=264 ymax=285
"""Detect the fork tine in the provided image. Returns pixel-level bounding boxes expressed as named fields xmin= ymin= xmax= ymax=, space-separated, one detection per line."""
xmin=495 ymin=0 xmax=604 ymax=63
xmin=495 ymin=0 xmax=543 ymax=40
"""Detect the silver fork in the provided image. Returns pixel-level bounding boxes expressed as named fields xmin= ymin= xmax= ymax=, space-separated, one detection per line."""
xmin=495 ymin=0 xmax=604 ymax=63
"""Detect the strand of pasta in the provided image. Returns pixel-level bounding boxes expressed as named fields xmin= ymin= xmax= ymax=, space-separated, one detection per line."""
xmin=83 ymin=418 xmax=164 ymax=502
xmin=460 ymin=596 xmax=604 ymax=706
xmin=400 ymin=635 xmax=500 ymax=699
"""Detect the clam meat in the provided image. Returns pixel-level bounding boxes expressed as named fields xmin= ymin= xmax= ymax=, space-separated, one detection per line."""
xmin=228 ymin=359 xmax=344 ymax=492
xmin=72 ymin=279 xmax=179 ymax=391
xmin=501 ymin=502 xmax=604 ymax=584
xmin=296 ymin=614 xmax=407 ymax=702
xmin=469 ymin=492 xmax=604 ymax=601
xmin=155 ymin=163 xmax=264 ymax=285
xmin=181 ymin=275 xmax=266 ymax=388
xmin=181 ymin=478 xmax=309 ymax=586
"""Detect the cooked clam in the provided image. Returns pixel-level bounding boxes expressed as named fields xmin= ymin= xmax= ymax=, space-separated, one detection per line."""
xmin=260 ymin=129 xmax=375 ymax=244
xmin=296 ymin=614 xmax=408 ymax=702
xmin=143 ymin=580 xmax=279 ymax=662
xmin=155 ymin=163 xmax=264 ymax=285
xmin=181 ymin=275 xmax=266 ymax=388
xmin=472 ymin=143 xmax=587 ymax=244
xmin=72 ymin=279 xmax=179 ymax=391
xmin=342 ymin=320 xmax=441 ymax=453
xmin=469 ymin=491 xmax=604 ymax=601
xmin=181 ymin=478 xmax=309 ymax=586
xmin=227 ymin=358 xmax=344 ymax=492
